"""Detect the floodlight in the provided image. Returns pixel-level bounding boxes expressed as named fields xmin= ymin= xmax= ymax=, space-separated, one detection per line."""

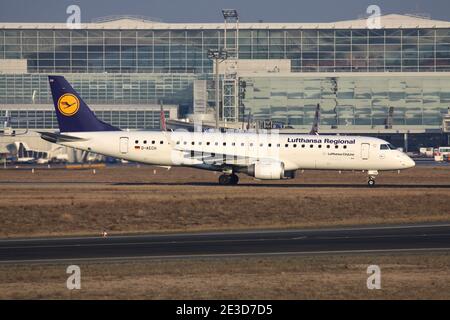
xmin=222 ymin=9 xmax=238 ymax=19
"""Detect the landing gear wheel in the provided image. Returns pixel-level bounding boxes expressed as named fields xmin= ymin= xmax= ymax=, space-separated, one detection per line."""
xmin=229 ymin=174 xmax=239 ymax=185
xmin=219 ymin=174 xmax=231 ymax=185
xmin=368 ymin=178 xmax=376 ymax=187
xmin=219 ymin=174 xmax=239 ymax=185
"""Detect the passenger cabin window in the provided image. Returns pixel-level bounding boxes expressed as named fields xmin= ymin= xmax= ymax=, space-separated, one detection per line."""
xmin=160 ymin=141 xmax=163 ymax=144
xmin=135 ymin=140 xmax=139 ymax=144
xmin=143 ymin=140 xmax=147 ymax=144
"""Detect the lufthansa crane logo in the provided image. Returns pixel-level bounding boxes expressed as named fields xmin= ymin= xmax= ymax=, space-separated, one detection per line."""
xmin=58 ymin=93 xmax=80 ymax=116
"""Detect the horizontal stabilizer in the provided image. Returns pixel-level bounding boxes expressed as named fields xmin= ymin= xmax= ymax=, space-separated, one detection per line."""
xmin=38 ymin=131 xmax=88 ymax=144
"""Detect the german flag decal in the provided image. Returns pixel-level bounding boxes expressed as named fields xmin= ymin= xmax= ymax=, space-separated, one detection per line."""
xmin=135 ymin=146 xmax=141 ymax=150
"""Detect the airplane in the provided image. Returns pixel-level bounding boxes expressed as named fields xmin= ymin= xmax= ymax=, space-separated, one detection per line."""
xmin=0 ymin=111 xmax=29 ymax=137
xmin=39 ymin=76 xmax=415 ymax=187
xmin=11 ymin=141 xmax=68 ymax=164
xmin=14 ymin=141 xmax=49 ymax=164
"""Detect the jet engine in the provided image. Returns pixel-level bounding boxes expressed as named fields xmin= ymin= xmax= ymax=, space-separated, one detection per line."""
xmin=247 ymin=160 xmax=285 ymax=180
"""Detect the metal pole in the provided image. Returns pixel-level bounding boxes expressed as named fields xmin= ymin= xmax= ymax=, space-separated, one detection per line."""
xmin=404 ymin=132 xmax=408 ymax=152
xmin=215 ymin=58 xmax=220 ymax=130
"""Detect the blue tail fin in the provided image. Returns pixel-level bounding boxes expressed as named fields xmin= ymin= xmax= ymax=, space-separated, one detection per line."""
xmin=48 ymin=76 xmax=120 ymax=132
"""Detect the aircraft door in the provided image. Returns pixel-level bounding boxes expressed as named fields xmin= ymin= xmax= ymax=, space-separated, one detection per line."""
xmin=120 ymin=137 xmax=129 ymax=154
xmin=361 ymin=143 xmax=370 ymax=160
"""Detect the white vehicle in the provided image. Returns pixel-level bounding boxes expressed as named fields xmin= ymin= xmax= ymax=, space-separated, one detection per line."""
xmin=434 ymin=147 xmax=450 ymax=162
xmin=39 ymin=76 xmax=415 ymax=187
xmin=36 ymin=158 xmax=49 ymax=164
xmin=419 ymin=147 xmax=435 ymax=158
xmin=53 ymin=153 xmax=69 ymax=162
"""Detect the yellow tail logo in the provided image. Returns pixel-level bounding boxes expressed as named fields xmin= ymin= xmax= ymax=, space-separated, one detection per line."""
xmin=58 ymin=94 xmax=80 ymax=116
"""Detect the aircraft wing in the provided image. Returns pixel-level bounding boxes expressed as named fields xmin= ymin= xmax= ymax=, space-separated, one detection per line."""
xmin=173 ymin=146 xmax=270 ymax=167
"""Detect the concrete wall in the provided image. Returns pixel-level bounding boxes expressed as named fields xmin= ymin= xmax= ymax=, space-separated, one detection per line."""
xmin=0 ymin=59 xmax=27 ymax=74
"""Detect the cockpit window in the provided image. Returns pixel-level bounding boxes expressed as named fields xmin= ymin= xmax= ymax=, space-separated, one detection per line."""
xmin=380 ymin=143 xmax=397 ymax=150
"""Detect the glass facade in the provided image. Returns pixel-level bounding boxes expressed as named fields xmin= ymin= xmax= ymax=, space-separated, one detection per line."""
xmin=0 ymin=108 xmax=170 ymax=130
xmin=241 ymin=75 xmax=450 ymax=128
xmin=0 ymin=73 xmax=200 ymax=105
xmin=1 ymin=18 xmax=450 ymax=133
xmin=1 ymin=28 xmax=450 ymax=73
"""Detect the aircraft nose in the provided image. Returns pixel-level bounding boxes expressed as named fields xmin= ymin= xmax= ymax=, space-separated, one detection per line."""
xmin=407 ymin=157 xmax=416 ymax=168
xmin=402 ymin=155 xmax=415 ymax=168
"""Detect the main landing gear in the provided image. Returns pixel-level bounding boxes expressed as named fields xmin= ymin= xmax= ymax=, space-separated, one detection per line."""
xmin=367 ymin=170 xmax=378 ymax=188
xmin=218 ymin=173 xmax=239 ymax=185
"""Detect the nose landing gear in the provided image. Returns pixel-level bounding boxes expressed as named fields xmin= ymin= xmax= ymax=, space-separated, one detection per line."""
xmin=218 ymin=173 xmax=239 ymax=185
xmin=367 ymin=170 xmax=378 ymax=188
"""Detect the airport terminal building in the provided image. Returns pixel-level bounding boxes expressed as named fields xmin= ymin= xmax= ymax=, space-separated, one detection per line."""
xmin=1 ymin=13 xmax=450 ymax=150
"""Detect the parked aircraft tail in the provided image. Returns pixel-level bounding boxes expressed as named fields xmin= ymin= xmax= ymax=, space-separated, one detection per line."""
xmin=309 ymin=103 xmax=320 ymax=135
xmin=160 ymin=102 xmax=167 ymax=131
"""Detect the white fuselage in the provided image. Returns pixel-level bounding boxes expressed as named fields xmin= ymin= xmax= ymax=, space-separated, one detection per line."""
xmin=55 ymin=131 xmax=415 ymax=175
